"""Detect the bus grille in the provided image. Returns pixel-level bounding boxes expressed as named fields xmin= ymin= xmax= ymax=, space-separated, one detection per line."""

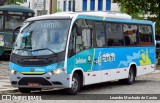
xmin=17 ymin=60 xmax=53 ymax=66
xmin=10 ymin=53 xmax=65 ymax=66
xmin=18 ymin=77 xmax=52 ymax=86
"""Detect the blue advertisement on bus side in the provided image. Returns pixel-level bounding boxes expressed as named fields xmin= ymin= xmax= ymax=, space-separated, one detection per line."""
xmin=9 ymin=47 xmax=155 ymax=74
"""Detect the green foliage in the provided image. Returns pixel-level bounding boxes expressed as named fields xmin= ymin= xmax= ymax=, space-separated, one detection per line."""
xmin=4 ymin=0 xmax=24 ymax=5
xmin=113 ymin=0 xmax=160 ymax=16
xmin=54 ymin=9 xmax=62 ymax=13
xmin=113 ymin=0 xmax=160 ymax=36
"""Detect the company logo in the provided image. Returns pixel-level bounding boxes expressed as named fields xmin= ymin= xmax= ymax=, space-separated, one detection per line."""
xmin=76 ymin=57 xmax=86 ymax=64
xmin=30 ymin=68 xmax=45 ymax=72
xmin=30 ymin=68 xmax=34 ymax=72
xmin=35 ymin=68 xmax=45 ymax=72
xmin=2 ymin=95 xmax=11 ymax=100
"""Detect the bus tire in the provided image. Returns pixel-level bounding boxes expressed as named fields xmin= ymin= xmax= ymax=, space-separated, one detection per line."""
xmin=66 ymin=73 xmax=80 ymax=95
xmin=18 ymin=88 xmax=31 ymax=93
xmin=119 ymin=67 xmax=135 ymax=85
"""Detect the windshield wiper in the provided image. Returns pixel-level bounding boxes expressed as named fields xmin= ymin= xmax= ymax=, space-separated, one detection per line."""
xmin=15 ymin=48 xmax=32 ymax=55
xmin=31 ymin=48 xmax=55 ymax=54
xmin=16 ymin=48 xmax=31 ymax=52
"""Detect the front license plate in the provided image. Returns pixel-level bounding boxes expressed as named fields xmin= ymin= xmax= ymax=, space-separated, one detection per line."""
xmin=28 ymin=83 xmax=39 ymax=87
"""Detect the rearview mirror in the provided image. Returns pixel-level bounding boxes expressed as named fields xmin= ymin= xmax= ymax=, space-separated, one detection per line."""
xmin=12 ymin=26 xmax=21 ymax=43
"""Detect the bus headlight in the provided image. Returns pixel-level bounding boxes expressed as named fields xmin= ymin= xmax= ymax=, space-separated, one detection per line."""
xmin=10 ymin=69 xmax=20 ymax=75
xmin=51 ymin=68 xmax=64 ymax=75
xmin=10 ymin=69 xmax=15 ymax=74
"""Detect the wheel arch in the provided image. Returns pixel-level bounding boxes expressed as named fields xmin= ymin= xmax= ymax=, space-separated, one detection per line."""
xmin=129 ymin=63 xmax=137 ymax=77
xmin=71 ymin=68 xmax=84 ymax=87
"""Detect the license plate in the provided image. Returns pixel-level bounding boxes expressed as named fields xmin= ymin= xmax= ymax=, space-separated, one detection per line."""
xmin=28 ymin=83 xmax=39 ymax=87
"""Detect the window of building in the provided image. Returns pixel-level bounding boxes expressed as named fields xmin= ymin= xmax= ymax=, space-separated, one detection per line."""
xmin=68 ymin=0 xmax=72 ymax=11
xmin=23 ymin=0 xmax=27 ymax=2
xmin=139 ymin=25 xmax=153 ymax=46
xmin=98 ymin=0 xmax=103 ymax=11
xmin=63 ymin=0 xmax=66 ymax=11
xmin=106 ymin=0 xmax=111 ymax=11
xmin=123 ymin=24 xmax=139 ymax=46
xmin=58 ymin=1 xmax=60 ymax=10
xmin=95 ymin=22 xmax=106 ymax=47
xmin=107 ymin=23 xmax=124 ymax=46
xmin=83 ymin=0 xmax=87 ymax=11
xmin=90 ymin=0 xmax=95 ymax=11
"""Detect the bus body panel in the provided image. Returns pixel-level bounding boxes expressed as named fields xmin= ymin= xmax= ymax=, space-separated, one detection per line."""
xmin=9 ymin=62 xmax=71 ymax=88
xmin=9 ymin=46 xmax=155 ymax=88
xmin=67 ymin=46 xmax=155 ymax=85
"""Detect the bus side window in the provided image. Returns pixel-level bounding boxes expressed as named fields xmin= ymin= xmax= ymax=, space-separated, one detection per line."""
xmin=73 ymin=19 xmax=93 ymax=53
xmin=95 ymin=22 xmax=106 ymax=47
xmin=139 ymin=25 xmax=153 ymax=46
xmin=76 ymin=29 xmax=92 ymax=53
xmin=123 ymin=24 xmax=139 ymax=46
xmin=107 ymin=23 xmax=124 ymax=46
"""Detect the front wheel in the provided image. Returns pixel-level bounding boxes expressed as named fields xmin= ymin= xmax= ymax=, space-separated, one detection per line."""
xmin=18 ymin=88 xmax=32 ymax=93
xmin=119 ymin=67 xmax=135 ymax=85
xmin=66 ymin=73 xmax=81 ymax=95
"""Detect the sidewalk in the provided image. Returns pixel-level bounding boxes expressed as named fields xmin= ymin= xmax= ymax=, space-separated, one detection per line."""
xmin=0 ymin=76 xmax=18 ymax=94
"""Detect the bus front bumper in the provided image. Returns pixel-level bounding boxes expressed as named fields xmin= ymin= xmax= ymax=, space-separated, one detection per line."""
xmin=9 ymin=72 xmax=71 ymax=89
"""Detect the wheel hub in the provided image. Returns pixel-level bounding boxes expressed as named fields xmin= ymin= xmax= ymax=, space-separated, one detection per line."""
xmin=71 ymin=78 xmax=78 ymax=91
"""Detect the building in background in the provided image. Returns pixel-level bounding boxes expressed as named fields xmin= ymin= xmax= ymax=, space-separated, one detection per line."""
xmin=57 ymin=0 xmax=120 ymax=12
xmin=20 ymin=0 xmax=120 ymax=16
xmin=20 ymin=0 xmax=57 ymax=16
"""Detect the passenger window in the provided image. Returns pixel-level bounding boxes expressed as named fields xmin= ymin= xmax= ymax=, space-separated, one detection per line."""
xmin=69 ymin=19 xmax=93 ymax=54
xmin=76 ymin=28 xmax=92 ymax=53
xmin=95 ymin=22 xmax=106 ymax=47
xmin=123 ymin=24 xmax=139 ymax=46
xmin=139 ymin=25 xmax=153 ymax=46
xmin=107 ymin=23 xmax=124 ymax=46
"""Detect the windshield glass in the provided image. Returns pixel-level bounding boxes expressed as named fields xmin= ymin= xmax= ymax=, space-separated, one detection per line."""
xmin=13 ymin=19 xmax=71 ymax=56
xmin=5 ymin=15 xmax=24 ymax=30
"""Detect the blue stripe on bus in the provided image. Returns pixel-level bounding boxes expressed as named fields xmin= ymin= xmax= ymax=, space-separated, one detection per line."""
xmin=9 ymin=62 xmax=57 ymax=73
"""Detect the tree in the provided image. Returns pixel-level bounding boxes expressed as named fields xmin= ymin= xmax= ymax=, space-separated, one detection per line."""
xmin=4 ymin=0 xmax=24 ymax=5
xmin=113 ymin=0 xmax=160 ymax=36
xmin=113 ymin=0 xmax=160 ymax=17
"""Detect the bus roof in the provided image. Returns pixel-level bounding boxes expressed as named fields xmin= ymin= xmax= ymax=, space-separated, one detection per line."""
xmin=26 ymin=12 xmax=153 ymax=24
xmin=0 ymin=5 xmax=35 ymax=13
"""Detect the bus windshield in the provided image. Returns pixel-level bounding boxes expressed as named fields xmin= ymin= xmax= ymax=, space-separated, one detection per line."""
xmin=5 ymin=15 xmax=24 ymax=30
xmin=13 ymin=19 xmax=71 ymax=56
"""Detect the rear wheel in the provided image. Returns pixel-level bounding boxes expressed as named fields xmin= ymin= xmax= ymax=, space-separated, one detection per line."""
xmin=18 ymin=88 xmax=32 ymax=93
xmin=119 ymin=67 xmax=135 ymax=85
xmin=66 ymin=73 xmax=81 ymax=95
